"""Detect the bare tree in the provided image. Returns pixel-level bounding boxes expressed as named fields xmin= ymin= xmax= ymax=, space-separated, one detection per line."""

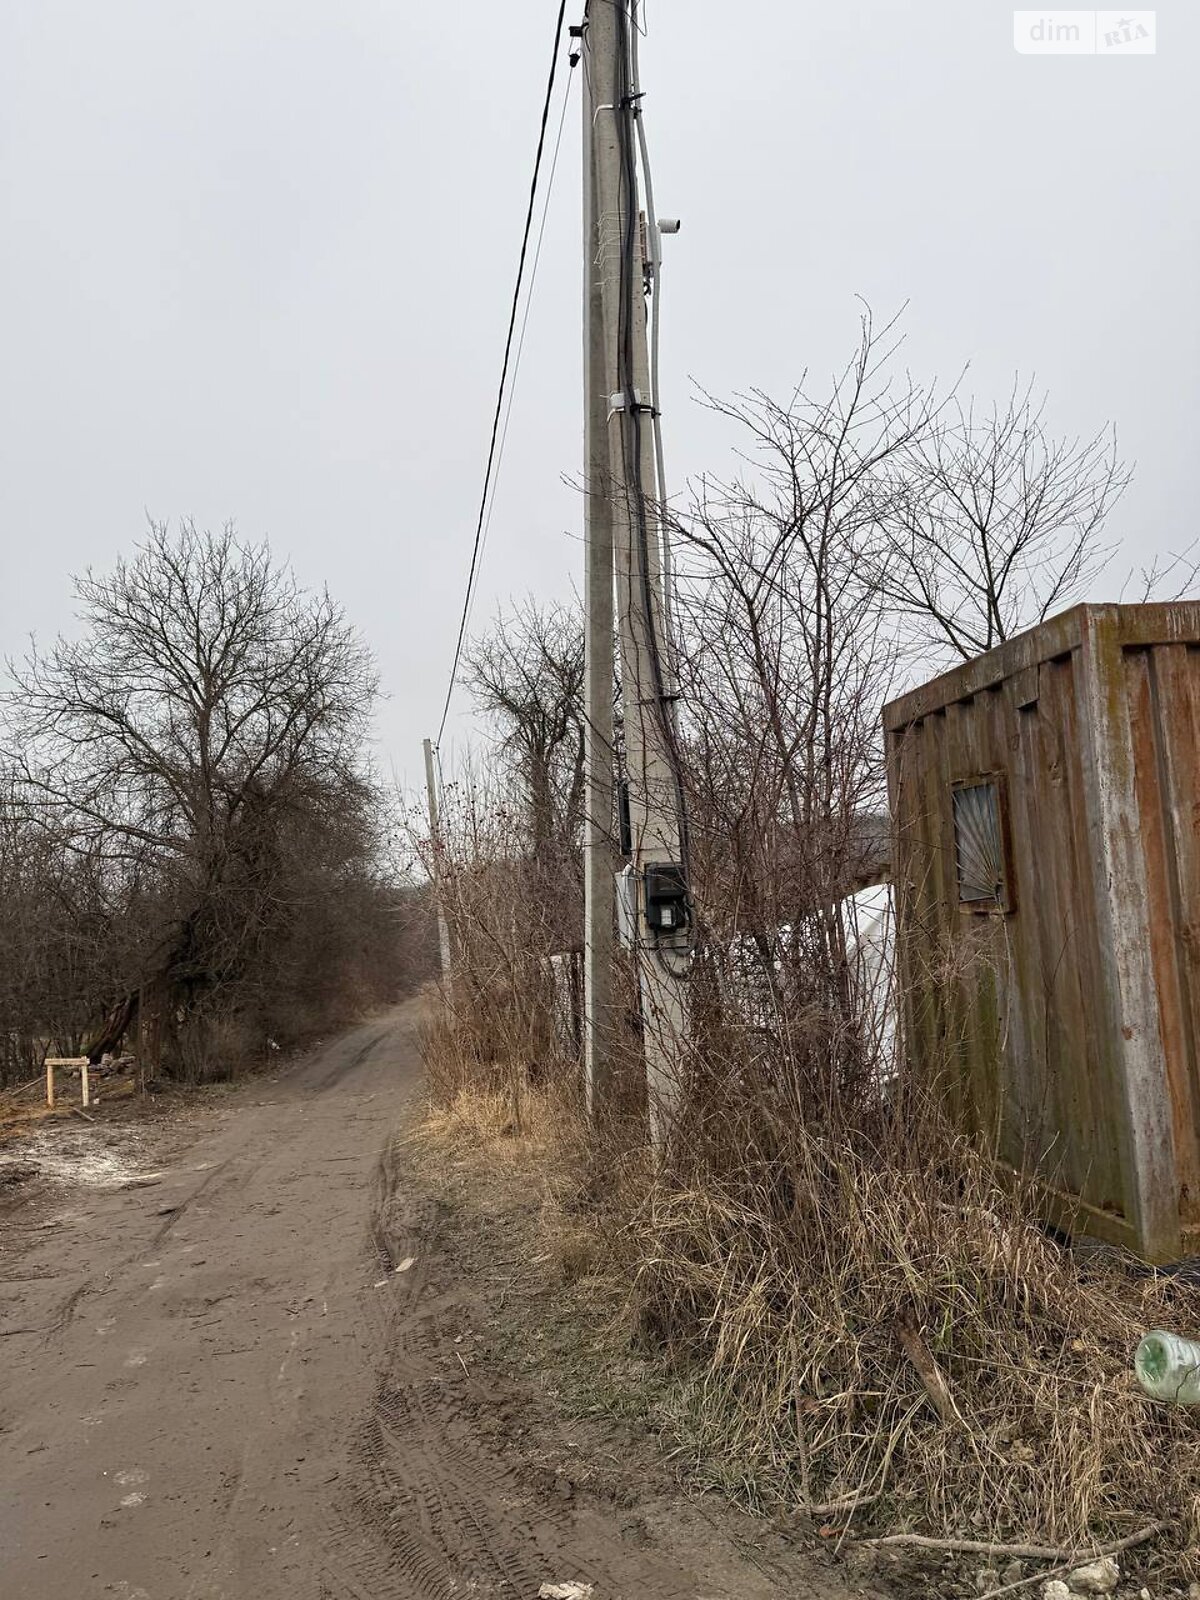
xmin=5 ymin=521 xmax=373 ymax=858
xmin=0 ymin=522 xmax=387 ymax=1074
xmin=464 ymin=599 xmax=586 ymax=856
xmin=875 ymin=383 xmax=1131 ymax=659
xmin=0 ymin=774 xmax=130 ymax=1082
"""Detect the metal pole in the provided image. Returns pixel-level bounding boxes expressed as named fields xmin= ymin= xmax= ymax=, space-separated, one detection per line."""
xmin=422 ymin=738 xmax=453 ymax=986
xmin=584 ymin=0 xmax=689 ymax=1144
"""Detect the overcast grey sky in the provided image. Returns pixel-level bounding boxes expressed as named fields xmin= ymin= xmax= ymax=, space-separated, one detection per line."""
xmin=2 ymin=3 xmax=1196 ymax=784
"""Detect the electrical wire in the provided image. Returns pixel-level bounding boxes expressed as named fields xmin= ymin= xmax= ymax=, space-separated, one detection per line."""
xmin=435 ymin=0 xmax=570 ymax=747
xmin=465 ymin=64 xmax=576 ymax=642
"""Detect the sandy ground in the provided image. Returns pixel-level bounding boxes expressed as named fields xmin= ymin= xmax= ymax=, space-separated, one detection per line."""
xmin=0 ymin=1004 xmax=877 ymax=1599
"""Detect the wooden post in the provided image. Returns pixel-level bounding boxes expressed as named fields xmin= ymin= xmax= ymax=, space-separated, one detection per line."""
xmin=81 ymin=1059 xmax=90 ymax=1110
xmin=46 ymin=1060 xmax=54 ymax=1109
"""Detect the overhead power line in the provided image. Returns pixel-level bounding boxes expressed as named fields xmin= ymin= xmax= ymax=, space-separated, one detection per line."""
xmin=435 ymin=0 xmax=571 ymax=746
xmin=466 ymin=63 xmax=575 ymax=642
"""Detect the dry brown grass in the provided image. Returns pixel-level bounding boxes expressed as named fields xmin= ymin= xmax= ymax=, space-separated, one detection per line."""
xmin=419 ymin=999 xmax=1200 ymax=1584
xmin=422 ymin=1081 xmax=571 ymax=1175
xmin=630 ymin=1107 xmax=1200 ymax=1551
xmin=418 ymin=1003 xmax=605 ymax=1279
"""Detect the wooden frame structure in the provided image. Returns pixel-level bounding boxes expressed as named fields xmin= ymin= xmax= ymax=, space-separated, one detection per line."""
xmin=43 ymin=1057 xmax=90 ymax=1110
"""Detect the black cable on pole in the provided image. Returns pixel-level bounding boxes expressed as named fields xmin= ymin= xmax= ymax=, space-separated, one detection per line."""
xmin=436 ymin=0 xmax=570 ymax=746
xmin=612 ymin=0 xmax=692 ymax=885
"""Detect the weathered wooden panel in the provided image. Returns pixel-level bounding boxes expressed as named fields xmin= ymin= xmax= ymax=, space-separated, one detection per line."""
xmin=1124 ymin=645 xmax=1200 ymax=1226
xmin=886 ymin=603 xmax=1200 ymax=1261
xmin=1154 ymin=646 xmax=1200 ymax=1220
xmin=1049 ymin=653 xmax=1125 ymax=1212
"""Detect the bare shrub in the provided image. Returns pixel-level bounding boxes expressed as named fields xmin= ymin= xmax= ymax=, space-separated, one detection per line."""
xmin=667 ymin=310 xmax=918 ymax=1117
xmin=0 ymin=782 xmax=128 ymax=1081
xmin=414 ymin=761 xmax=579 ymax=1126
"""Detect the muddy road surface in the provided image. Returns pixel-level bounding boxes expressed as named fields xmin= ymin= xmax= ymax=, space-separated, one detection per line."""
xmin=0 ymin=1005 xmax=862 ymax=1600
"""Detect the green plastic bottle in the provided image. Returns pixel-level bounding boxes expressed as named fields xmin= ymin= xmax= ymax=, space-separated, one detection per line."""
xmin=1134 ymin=1330 xmax=1200 ymax=1404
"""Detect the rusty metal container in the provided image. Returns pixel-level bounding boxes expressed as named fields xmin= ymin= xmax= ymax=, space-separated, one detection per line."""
xmin=884 ymin=602 xmax=1200 ymax=1262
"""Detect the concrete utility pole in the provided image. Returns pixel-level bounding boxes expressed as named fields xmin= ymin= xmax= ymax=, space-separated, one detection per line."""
xmin=580 ymin=29 xmax=617 ymax=1118
xmin=422 ymin=738 xmax=454 ymax=986
xmin=581 ymin=0 xmax=690 ymax=1142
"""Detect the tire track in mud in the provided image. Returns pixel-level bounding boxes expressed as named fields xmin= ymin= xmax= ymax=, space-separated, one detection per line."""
xmin=290 ymin=1020 xmax=396 ymax=1101
xmin=148 ymin=1154 xmax=238 ymax=1245
xmin=45 ymin=1277 xmax=95 ymax=1342
xmin=319 ymin=1136 xmax=715 ymax=1600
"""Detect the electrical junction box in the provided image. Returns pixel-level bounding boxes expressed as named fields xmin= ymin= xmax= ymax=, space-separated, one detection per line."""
xmin=608 ymin=389 xmax=646 ymax=414
xmin=615 ymin=863 xmax=690 ymax=947
xmin=644 ymin=863 xmax=688 ymax=935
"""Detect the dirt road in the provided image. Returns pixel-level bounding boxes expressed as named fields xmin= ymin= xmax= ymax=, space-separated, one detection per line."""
xmin=0 ymin=1005 xmax=867 ymax=1600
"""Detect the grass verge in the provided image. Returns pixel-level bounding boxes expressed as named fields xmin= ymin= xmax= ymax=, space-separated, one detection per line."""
xmin=417 ymin=1005 xmax=1200 ymax=1597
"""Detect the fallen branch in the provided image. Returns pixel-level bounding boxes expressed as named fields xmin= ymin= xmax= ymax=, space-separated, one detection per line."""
xmin=977 ymin=1523 xmax=1168 ymax=1597
xmin=864 ymin=1520 xmax=1165 ymax=1570
xmin=867 ymin=1534 xmax=1067 ymax=1560
xmin=0 ymin=1073 xmax=48 ymax=1099
xmin=894 ymin=1310 xmax=966 ymax=1429
xmin=797 ymin=1490 xmax=881 ymax=1519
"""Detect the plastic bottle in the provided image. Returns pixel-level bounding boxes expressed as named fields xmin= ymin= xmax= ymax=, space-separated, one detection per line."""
xmin=1134 ymin=1329 xmax=1200 ymax=1404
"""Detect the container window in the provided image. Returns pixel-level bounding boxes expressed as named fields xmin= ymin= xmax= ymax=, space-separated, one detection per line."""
xmin=953 ymin=781 xmax=1010 ymax=910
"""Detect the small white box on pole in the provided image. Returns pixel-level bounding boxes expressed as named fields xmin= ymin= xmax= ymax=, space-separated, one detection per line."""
xmin=616 ymin=864 xmax=638 ymax=950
